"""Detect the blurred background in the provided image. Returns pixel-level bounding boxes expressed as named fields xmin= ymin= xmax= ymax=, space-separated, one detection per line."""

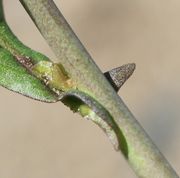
xmin=0 ymin=0 xmax=179 ymax=177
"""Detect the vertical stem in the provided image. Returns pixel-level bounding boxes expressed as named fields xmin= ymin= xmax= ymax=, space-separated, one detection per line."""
xmin=0 ymin=0 xmax=4 ymax=21
xmin=18 ymin=0 xmax=178 ymax=177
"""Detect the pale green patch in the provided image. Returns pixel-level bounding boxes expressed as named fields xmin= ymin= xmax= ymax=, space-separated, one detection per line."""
xmin=32 ymin=61 xmax=76 ymax=93
xmin=78 ymin=104 xmax=119 ymax=149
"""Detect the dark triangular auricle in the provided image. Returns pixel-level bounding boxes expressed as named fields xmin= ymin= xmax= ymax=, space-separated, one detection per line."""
xmin=104 ymin=63 xmax=135 ymax=92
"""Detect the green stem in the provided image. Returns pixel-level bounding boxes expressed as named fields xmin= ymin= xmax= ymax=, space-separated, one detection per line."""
xmin=18 ymin=0 xmax=178 ymax=177
xmin=0 ymin=0 xmax=4 ymax=21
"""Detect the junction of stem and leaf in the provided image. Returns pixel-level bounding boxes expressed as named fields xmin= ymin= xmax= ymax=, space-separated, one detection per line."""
xmin=0 ymin=4 xmax=135 ymax=152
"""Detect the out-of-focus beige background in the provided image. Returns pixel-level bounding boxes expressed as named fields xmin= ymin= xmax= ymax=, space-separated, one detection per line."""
xmin=0 ymin=0 xmax=179 ymax=177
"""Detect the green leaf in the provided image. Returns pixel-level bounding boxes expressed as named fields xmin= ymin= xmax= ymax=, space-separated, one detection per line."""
xmin=60 ymin=90 xmax=128 ymax=152
xmin=0 ymin=48 xmax=58 ymax=102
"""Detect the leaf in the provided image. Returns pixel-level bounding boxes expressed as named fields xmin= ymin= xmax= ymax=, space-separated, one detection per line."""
xmin=0 ymin=48 xmax=58 ymax=102
xmin=60 ymin=90 xmax=127 ymax=151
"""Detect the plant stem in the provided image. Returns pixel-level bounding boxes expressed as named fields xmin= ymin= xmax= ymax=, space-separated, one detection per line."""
xmin=19 ymin=0 xmax=179 ymax=177
xmin=0 ymin=0 xmax=4 ymax=21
